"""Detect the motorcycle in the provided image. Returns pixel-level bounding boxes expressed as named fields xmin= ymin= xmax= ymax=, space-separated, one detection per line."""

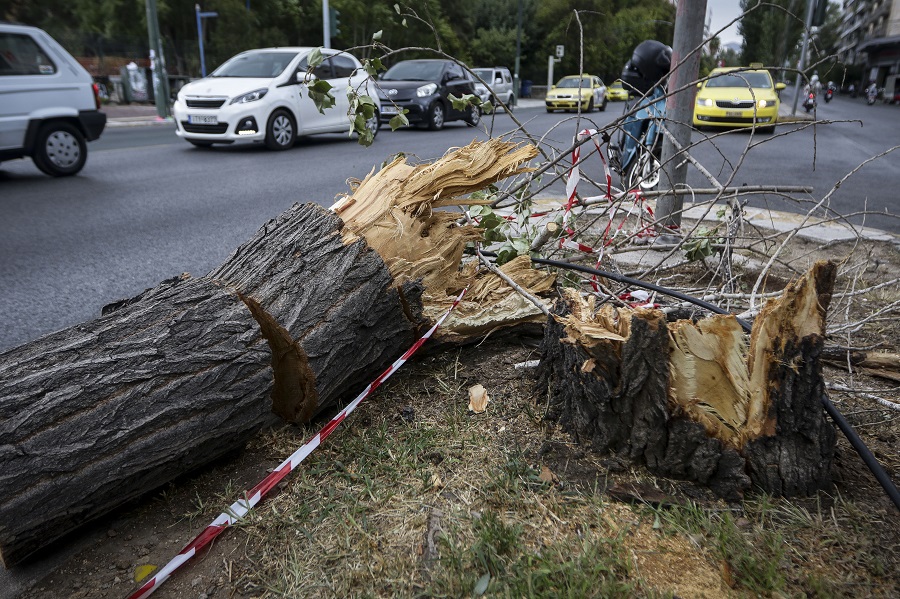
xmin=824 ymin=88 xmax=834 ymax=103
xmin=803 ymin=91 xmax=816 ymax=113
xmin=866 ymin=86 xmax=878 ymax=105
xmin=609 ymin=85 xmax=665 ymax=191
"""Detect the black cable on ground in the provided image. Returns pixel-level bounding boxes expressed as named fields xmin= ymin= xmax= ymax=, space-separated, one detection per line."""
xmin=475 ymin=250 xmax=900 ymax=510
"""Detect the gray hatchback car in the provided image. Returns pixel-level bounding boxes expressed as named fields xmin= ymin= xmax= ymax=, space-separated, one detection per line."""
xmin=473 ymin=67 xmax=515 ymax=111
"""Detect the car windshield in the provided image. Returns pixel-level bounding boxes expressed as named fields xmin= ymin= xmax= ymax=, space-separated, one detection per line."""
xmin=706 ymin=72 xmax=772 ymax=89
xmin=473 ymin=69 xmax=493 ymax=81
xmin=557 ymin=77 xmax=591 ymax=88
xmin=610 ymin=81 xmax=623 ymax=89
xmin=211 ymin=51 xmax=298 ymax=78
xmin=383 ymin=61 xmax=444 ymax=81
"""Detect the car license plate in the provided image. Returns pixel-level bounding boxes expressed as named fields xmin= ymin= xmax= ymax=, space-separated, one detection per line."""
xmin=725 ymin=111 xmax=743 ymax=117
xmin=188 ymin=114 xmax=218 ymax=125
xmin=381 ymin=105 xmax=399 ymax=115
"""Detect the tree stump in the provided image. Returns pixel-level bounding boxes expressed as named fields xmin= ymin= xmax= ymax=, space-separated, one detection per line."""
xmin=539 ymin=262 xmax=837 ymax=501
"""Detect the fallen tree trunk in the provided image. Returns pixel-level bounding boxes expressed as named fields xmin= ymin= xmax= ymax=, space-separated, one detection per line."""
xmin=0 ymin=204 xmax=425 ymax=566
xmin=539 ymin=262 xmax=838 ymax=501
xmin=0 ymin=139 xmax=543 ymax=567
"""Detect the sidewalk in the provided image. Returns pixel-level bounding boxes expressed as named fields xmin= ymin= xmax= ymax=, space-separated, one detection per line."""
xmin=101 ymin=103 xmax=173 ymax=127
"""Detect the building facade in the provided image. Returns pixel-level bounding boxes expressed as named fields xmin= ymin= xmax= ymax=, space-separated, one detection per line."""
xmin=837 ymin=0 xmax=900 ymax=93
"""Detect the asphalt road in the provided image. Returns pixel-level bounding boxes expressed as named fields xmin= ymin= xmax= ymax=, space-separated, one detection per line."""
xmin=1 ymin=96 xmax=898 ymax=352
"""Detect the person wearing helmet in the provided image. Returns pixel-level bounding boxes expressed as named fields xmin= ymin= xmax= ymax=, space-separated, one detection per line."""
xmin=620 ymin=39 xmax=673 ymax=96
xmin=612 ymin=40 xmax=672 ymax=189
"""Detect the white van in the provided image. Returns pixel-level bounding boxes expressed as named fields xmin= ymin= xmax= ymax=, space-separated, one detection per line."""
xmin=0 ymin=23 xmax=106 ymax=176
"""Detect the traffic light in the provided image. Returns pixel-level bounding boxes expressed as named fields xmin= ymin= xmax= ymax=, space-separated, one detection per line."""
xmin=330 ymin=7 xmax=340 ymax=38
xmin=813 ymin=0 xmax=828 ymax=27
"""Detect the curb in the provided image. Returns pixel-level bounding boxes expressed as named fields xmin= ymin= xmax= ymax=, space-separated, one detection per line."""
xmin=106 ymin=116 xmax=174 ymax=128
xmin=529 ymin=197 xmax=897 ymax=246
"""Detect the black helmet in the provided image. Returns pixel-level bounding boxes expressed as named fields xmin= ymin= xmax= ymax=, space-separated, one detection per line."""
xmin=620 ymin=40 xmax=672 ymax=95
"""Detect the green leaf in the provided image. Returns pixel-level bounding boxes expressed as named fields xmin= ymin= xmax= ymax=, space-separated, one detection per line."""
xmin=473 ymin=573 xmax=490 ymax=595
xmin=394 ymin=3 xmax=401 ymax=14
xmin=481 ymin=100 xmax=494 ymax=114
xmin=372 ymin=29 xmax=382 ymax=41
xmin=389 ymin=112 xmax=409 ymax=130
xmin=469 ymin=205 xmax=486 ymax=218
xmin=307 ymin=79 xmax=335 ymax=114
xmin=362 ymin=57 xmax=385 ymax=78
xmin=401 ymin=17 xmax=407 ymax=27
xmin=307 ymin=47 xmax=324 ymax=69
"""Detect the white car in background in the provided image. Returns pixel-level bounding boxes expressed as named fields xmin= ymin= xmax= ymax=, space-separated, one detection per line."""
xmin=0 ymin=23 xmax=106 ymax=176
xmin=173 ymin=47 xmax=380 ymax=150
xmin=473 ymin=66 xmax=515 ymax=110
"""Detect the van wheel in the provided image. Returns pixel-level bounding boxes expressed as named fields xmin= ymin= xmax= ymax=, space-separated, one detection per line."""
xmin=33 ymin=122 xmax=87 ymax=177
xmin=506 ymin=94 xmax=514 ymax=112
xmin=265 ymin=109 xmax=296 ymax=150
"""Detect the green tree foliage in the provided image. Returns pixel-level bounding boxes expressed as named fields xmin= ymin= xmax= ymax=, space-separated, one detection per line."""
xmin=738 ymin=0 xmax=807 ymax=69
xmin=3 ymin=0 xmax=676 ymax=82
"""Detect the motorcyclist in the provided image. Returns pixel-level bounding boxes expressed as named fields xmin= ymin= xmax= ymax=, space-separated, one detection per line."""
xmin=613 ymin=39 xmax=672 ymax=178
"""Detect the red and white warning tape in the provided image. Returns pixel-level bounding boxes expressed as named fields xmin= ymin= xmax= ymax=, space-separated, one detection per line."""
xmin=126 ymin=288 xmax=468 ymax=599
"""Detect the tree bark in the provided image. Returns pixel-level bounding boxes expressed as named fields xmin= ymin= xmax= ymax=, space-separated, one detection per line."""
xmin=539 ymin=262 xmax=837 ymax=502
xmin=0 ymin=203 xmax=424 ymax=567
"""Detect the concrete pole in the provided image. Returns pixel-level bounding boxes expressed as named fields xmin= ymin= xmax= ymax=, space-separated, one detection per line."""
xmin=146 ymin=0 xmax=169 ymax=118
xmin=323 ymin=0 xmax=331 ymax=49
xmin=513 ymin=0 xmax=522 ymax=104
xmin=657 ymin=0 xmax=707 ymax=231
xmin=790 ymin=0 xmax=818 ymax=115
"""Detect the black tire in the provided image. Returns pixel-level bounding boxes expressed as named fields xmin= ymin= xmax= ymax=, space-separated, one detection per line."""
xmin=465 ymin=104 xmax=481 ymax=127
xmin=546 ymin=108 xmax=554 ymax=113
xmin=32 ymin=121 xmax=86 ymax=177
xmin=188 ymin=140 xmax=213 ymax=148
xmin=360 ymin=108 xmax=380 ymax=141
xmin=623 ymin=144 xmax=662 ymax=191
xmin=586 ymin=97 xmax=595 ymax=112
xmin=506 ymin=94 xmax=514 ymax=112
xmin=265 ymin=109 xmax=296 ymax=150
xmin=599 ymin=97 xmax=607 ymax=111
xmin=758 ymin=125 xmax=776 ymax=134
xmin=426 ymin=102 xmax=445 ymax=130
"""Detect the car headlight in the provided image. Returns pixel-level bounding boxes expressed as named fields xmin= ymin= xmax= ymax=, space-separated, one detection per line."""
xmin=757 ymin=99 xmax=776 ymax=108
xmin=230 ymin=88 xmax=268 ymax=104
xmin=696 ymin=98 xmax=714 ymax=107
xmin=416 ymin=83 xmax=438 ymax=97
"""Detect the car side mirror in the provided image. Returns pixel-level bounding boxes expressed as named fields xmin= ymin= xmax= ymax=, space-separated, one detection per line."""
xmin=296 ymin=71 xmax=307 ymax=83
xmin=775 ymin=82 xmax=786 ymax=91
xmin=495 ymin=77 xmax=502 ymax=84
xmin=696 ymin=82 xmax=702 ymax=88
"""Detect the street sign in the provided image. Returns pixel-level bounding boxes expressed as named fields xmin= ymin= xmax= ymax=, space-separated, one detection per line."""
xmin=556 ymin=45 xmax=564 ymax=58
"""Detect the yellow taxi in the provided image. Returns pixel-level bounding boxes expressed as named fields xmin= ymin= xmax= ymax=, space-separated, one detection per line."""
xmin=606 ymin=79 xmax=629 ymax=101
xmin=545 ymin=74 xmax=607 ymax=112
xmin=693 ymin=65 xmax=786 ymax=132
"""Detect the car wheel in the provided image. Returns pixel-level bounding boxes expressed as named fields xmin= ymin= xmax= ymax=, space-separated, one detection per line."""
xmin=586 ymin=97 xmax=595 ymax=112
xmin=506 ymin=94 xmax=514 ymax=112
xmin=427 ymin=102 xmax=445 ymax=130
xmin=360 ymin=109 xmax=380 ymax=141
xmin=32 ymin=121 xmax=87 ymax=177
xmin=758 ymin=125 xmax=776 ymax=134
xmin=600 ymin=97 xmax=607 ymax=112
xmin=188 ymin=140 xmax=213 ymax=148
xmin=465 ymin=104 xmax=481 ymax=126
xmin=265 ymin=109 xmax=296 ymax=150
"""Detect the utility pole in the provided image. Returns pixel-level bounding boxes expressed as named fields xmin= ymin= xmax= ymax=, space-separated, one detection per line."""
xmin=790 ymin=0 xmax=818 ymax=115
xmin=513 ymin=0 xmax=522 ymax=105
xmin=323 ymin=0 xmax=331 ymax=49
xmin=657 ymin=0 xmax=707 ymax=231
xmin=145 ymin=0 xmax=169 ymax=118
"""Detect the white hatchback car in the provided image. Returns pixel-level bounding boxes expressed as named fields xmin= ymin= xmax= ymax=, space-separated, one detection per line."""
xmin=173 ymin=47 xmax=380 ymax=149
